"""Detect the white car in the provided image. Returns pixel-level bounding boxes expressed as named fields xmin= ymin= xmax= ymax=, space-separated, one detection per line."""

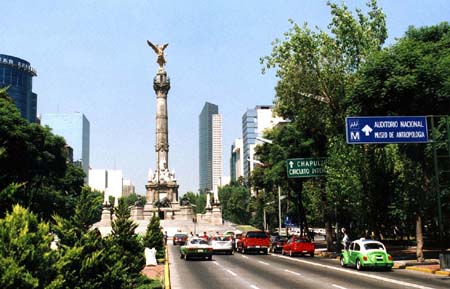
xmin=209 ymin=235 xmax=234 ymax=255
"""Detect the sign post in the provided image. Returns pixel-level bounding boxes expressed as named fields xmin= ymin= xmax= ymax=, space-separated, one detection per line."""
xmin=346 ymin=116 xmax=428 ymax=144
xmin=286 ymin=157 xmax=326 ymax=178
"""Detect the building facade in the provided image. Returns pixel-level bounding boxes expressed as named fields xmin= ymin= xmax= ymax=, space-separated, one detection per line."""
xmin=88 ymin=169 xmax=124 ymax=202
xmin=0 ymin=54 xmax=37 ymax=122
xmin=230 ymin=138 xmax=244 ymax=182
xmin=199 ymin=102 xmax=222 ymax=193
xmin=40 ymin=113 xmax=90 ymax=180
xmin=242 ymin=105 xmax=283 ymax=182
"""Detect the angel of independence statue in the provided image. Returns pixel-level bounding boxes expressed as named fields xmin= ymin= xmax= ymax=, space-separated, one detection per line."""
xmin=147 ymin=40 xmax=168 ymax=70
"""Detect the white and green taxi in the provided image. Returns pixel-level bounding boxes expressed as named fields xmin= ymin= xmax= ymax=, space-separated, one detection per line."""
xmin=340 ymin=238 xmax=394 ymax=270
xmin=180 ymin=237 xmax=213 ymax=261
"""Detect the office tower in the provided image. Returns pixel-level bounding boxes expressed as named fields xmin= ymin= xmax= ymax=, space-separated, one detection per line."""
xmin=199 ymin=102 xmax=222 ymax=193
xmin=0 ymin=54 xmax=37 ymax=122
xmin=242 ymin=105 xmax=283 ymax=181
xmin=40 ymin=113 xmax=90 ymax=181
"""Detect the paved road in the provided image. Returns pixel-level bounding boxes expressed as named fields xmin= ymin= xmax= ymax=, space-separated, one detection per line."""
xmin=168 ymin=244 xmax=450 ymax=289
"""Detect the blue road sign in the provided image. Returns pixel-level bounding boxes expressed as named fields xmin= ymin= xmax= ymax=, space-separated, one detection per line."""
xmin=346 ymin=116 xmax=428 ymax=144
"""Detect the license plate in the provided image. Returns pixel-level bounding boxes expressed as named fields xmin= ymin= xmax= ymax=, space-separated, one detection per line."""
xmin=255 ymin=246 xmax=260 ymax=248
xmin=197 ymin=249 xmax=204 ymax=253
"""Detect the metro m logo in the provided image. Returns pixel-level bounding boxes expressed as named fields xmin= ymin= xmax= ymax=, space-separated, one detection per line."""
xmin=350 ymin=131 xmax=360 ymax=140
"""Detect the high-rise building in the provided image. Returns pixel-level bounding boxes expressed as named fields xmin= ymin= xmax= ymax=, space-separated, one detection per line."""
xmin=199 ymin=102 xmax=222 ymax=193
xmin=230 ymin=138 xmax=244 ymax=182
xmin=242 ymin=105 xmax=284 ymax=182
xmin=0 ymin=54 xmax=37 ymax=122
xmin=88 ymin=169 xmax=124 ymax=202
xmin=40 ymin=113 xmax=90 ymax=180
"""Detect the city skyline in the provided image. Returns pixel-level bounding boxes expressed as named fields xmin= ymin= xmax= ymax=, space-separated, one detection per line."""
xmin=1 ymin=0 xmax=449 ymax=194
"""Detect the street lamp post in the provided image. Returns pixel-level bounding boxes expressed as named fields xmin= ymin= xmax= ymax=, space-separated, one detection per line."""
xmin=278 ymin=186 xmax=282 ymax=235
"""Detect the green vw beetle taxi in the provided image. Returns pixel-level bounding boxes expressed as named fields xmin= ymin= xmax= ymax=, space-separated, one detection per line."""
xmin=180 ymin=237 xmax=213 ymax=261
xmin=340 ymin=238 xmax=393 ymax=270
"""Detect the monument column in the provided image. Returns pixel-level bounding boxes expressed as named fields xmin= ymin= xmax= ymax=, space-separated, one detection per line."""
xmin=145 ymin=40 xmax=180 ymax=216
xmin=154 ymin=70 xmax=170 ymax=172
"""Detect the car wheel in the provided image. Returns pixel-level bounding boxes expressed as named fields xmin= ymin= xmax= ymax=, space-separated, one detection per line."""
xmin=208 ymin=255 xmax=212 ymax=261
xmin=180 ymin=253 xmax=184 ymax=259
xmin=185 ymin=254 xmax=190 ymax=261
xmin=230 ymin=250 xmax=234 ymax=255
xmin=356 ymin=259 xmax=363 ymax=271
xmin=340 ymin=257 xmax=346 ymax=267
xmin=264 ymin=248 xmax=268 ymax=255
xmin=310 ymin=252 xmax=314 ymax=257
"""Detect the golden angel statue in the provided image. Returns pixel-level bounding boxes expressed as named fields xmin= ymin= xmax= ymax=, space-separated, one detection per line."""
xmin=147 ymin=40 xmax=168 ymax=70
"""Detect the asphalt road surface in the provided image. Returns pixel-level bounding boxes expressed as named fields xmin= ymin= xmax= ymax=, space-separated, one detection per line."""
xmin=168 ymin=244 xmax=450 ymax=289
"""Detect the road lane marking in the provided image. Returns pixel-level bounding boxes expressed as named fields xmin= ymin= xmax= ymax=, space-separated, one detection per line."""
xmin=258 ymin=261 xmax=270 ymax=266
xmin=332 ymin=284 xmax=348 ymax=289
xmin=213 ymin=261 xmax=220 ymax=266
xmin=241 ymin=255 xmax=249 ymax=259
xmin=273 ymin=254 xmax=435 ymax=289
xmin=226 ymin=269 xmax=237 ymax=277
xmin=250 ymin=285 xmax=261 ymax=289
xmin=284 ymin=269 xmax=302 ymax=276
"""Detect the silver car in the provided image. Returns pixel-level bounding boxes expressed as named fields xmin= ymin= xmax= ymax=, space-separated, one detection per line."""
xmin=209 ymin=235 xmax=234 ymax=255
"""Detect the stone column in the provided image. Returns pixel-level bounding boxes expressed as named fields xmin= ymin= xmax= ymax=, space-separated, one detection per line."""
xmin=153 ymin=70 xmax=170 ymax=174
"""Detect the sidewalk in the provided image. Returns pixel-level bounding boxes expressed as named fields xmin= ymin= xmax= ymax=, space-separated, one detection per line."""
xmin=315 ymin=242 xmax=450 ymax=276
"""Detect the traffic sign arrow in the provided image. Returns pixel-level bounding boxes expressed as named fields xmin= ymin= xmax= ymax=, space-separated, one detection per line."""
xmin=289 ymin=161 xmax=294 ymax=168
xmin=361 ymin=124 xmax=373 ymax=136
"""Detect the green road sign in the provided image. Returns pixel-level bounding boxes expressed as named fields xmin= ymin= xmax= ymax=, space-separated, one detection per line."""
xmin=286 ymin=157 xmax=327 ymax=178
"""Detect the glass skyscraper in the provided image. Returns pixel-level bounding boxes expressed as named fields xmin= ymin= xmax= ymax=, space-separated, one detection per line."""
xmin=199 ymin=102 xmax=222 ymax=193
xmin=40 ymin=113 xmax=90 ymax=181
xmin=0 ymin=54 xmax=37 ymax=122
xmin=242 ymin=105 xmax=277 ymax=181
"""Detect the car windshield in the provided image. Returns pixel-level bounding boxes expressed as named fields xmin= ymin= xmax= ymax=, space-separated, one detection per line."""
xmin=190 ymin=239 xmax=208 ymax=245
xmin=246 ymin=232 xmax=267 ymax=238
xmin=364 ymin=242 xmax=385 ymax=251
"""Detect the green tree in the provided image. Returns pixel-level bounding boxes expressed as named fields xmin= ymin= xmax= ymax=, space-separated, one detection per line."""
xmin=353 ymin=22 xmax=450 ymax=260
xmin=260 ymin=0 xmax=387 ymax=249
xmin=0 ymin=88 xmax=85 ymax=220
xmin=110 ymin=199 xmax=145 ymax=280
xmin=0 ymin=205 xmax=57 ymax=289
xmin=183 ymin=191 xmax=206 ymax=214
xmin=219 ymin=183 xmax=251 ymax=225
xmin=142 ymin=215 xmax=164 ymax=258
xmin=122 ymin=193 xmax=146 ymax=207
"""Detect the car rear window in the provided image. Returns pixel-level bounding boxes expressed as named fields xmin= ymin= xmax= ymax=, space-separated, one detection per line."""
xmin=175 ymin=234 xmax=187 ymax=238
xmin=190 ymin=239 xmax=208 ymax=245
xmin=246 ymin=232 xmax=267 ymax=238
xmin=364 ymin=243 xmax=385 ymax=251
xmin=213 ymin=236 xmax=231 ymax=241
xmin=294 ymin=238 xmax=308 ymax=243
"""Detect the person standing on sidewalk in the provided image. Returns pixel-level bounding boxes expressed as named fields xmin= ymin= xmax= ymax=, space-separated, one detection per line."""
xmin=342 ymin=228 xmax=350 ymax=250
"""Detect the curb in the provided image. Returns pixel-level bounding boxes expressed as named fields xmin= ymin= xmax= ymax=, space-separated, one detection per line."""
xmin=405 ymin=266 xmax=450 ymax=276
xmin=164 ymin=246 xmax=171 ymax=289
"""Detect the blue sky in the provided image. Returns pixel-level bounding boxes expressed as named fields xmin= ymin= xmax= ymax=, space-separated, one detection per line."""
xmin=1 ymin=0 xmax=449 ymax=194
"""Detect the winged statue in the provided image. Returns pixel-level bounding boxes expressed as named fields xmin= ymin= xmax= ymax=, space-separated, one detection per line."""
xmin=147 ymin=40 xmax=169 ymax=70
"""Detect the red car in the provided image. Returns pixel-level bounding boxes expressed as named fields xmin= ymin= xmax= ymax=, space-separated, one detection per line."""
xmin=282 ymin=236 xmax=315 ymax=257
xmin=236 ymin=230 xmax=270 ymax=254
xmin=173 ymin=233 xmax=188 ymax=245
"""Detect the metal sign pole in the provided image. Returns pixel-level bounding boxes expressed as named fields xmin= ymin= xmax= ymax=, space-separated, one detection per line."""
xmin=430 ymin=116 xmax=444 ymax=241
